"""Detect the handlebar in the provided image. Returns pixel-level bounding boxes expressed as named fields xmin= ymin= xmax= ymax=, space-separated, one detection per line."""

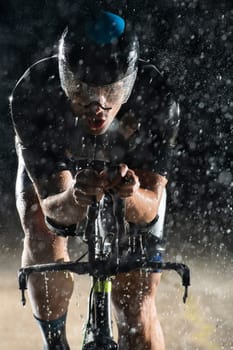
xmin=18 ymin=256 xmax=190 ymax=306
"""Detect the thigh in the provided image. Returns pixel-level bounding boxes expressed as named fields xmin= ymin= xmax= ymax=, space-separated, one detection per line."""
xmin=112 ymin=271 xmax=161 ymax=314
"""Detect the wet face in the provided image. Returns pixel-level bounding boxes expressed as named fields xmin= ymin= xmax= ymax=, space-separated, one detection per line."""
xmin=70 ymin=95 xmax=122 ymax=135
xmin=60 ymin=65 xmax=137 ymax=135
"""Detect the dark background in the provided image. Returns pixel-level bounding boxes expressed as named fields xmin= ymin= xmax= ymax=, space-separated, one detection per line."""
xmin=0 ymin=0 xmax=232 ymax=256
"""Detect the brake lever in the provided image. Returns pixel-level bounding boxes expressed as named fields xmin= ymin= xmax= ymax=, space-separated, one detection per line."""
xmin=175 ymin=263 xmax=190 ymax=303
xmin=18 ymin=270 xmax=28 ymax=306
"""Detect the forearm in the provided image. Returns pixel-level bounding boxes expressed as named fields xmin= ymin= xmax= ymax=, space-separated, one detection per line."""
xmin=41 ymin=188 xmax=87 ymax=226
xmin=125 ymin=181 xmax=166 ymax=225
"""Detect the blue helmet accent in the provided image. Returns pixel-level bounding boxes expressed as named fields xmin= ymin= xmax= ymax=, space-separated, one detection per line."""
xmin=85 ymin=11 xmax=125 ymax=45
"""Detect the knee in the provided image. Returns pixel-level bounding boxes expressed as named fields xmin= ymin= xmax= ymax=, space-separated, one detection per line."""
xmin=112 ymin=272 xmax=161 ymax=325
xmin=112 ymin=272 xmax=165 ymax=349
xmin=17 ymin=194 xmax=69 ymax=265
xmin=16 ymin=186 xmax=69 ymax=264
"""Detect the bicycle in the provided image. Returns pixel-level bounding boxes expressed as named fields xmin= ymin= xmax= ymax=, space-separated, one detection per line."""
xmin=18 ymin=190 xmax=190 ymax=350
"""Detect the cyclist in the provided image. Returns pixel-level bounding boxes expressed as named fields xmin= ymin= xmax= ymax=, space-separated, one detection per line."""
xmin=10 ymin=10 xmax=179 ymax=350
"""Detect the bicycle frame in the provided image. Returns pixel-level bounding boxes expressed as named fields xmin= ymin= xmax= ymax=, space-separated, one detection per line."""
xmin=18 ymin=199 xmax=191 ymax=349
xmin=82 ymin=277 xmax=117 ymax=349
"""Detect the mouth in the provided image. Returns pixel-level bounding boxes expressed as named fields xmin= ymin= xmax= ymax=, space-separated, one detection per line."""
xmin=87 ymin=116 xmax=107 ymax=131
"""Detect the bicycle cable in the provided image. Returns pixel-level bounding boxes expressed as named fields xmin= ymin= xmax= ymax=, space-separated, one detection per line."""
xmin=74 ymin=250 xmax=88 ymax=262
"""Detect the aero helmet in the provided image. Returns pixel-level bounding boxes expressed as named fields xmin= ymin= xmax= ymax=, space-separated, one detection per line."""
xmin=58 ymin=11 xmax=139 ymax=105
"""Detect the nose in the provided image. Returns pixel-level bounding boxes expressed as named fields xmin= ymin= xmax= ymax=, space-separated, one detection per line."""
xmin=91 ymin=88 xmax=107 ymax=106
xmin=90 ymin=103 xmax=103 ymax=115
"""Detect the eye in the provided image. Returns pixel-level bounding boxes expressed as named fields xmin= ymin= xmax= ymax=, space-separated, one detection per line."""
xmin=86 ymin=86 xmax=93 ymax=95
xmin=69 ymin=89 xmax=82 ymax=101
xmin=73 ymin=90 xmax=81 ymax=98
xmin=107 ymin=85 xmax=117 ymax=96
xmin=111 ymin=82 xmax=123 ymax=94
xmin=75 ymin=83 xmax=83 ymax=95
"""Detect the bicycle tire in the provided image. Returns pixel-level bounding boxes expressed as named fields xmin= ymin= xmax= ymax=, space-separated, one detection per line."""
xmin=82 ymin=340 xmax=118 ymax=350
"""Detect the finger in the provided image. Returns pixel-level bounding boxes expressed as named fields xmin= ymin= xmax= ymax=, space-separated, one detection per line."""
xmin=122 ymin=173 xmax=134 ymax=184
xmin=102 ymin=166 xmax=120 ymax=183
xmin=104 ymin=164 xmax=129 ymax=190
xmin=75 ymin=185 xmax=104 ymax=197
xmin=121 ymin=169 xmax=137 ymax=185
xmin=116 ymin=177 xmax=140 ymax=197
xmin=73 ymin=191 xmax=93 ymax=206
xmin=75 ymin=169 xmax=98 ymax=183
xmin=75 ymin=198 xmax=92 ymax=206
xmin=118 ymin=163 xmax=129 ymax=177
xmin=103 ymin=170 xmax=121 ymax=190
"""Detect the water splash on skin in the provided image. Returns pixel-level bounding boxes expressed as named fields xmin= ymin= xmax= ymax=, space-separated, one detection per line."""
xmin=42 ymin=272 xmax=53 ymax=341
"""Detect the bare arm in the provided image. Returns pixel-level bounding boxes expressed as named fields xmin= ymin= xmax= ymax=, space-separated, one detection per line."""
xmin=35 ymin=165 xmax=167 ymax=227
xmin=35 ymin=171 xmax=87 ymax=226
xmin=105 ymin=165 xmax=167 ymax=225
xmin=37 ymin=168 xmax=108 ymax=226
xmin=125 ymin=171 xmax=167 ymax=224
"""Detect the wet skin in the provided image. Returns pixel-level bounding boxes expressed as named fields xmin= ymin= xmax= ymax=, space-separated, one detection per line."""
xmin=69 ymin=92 xmax=122 ymax=135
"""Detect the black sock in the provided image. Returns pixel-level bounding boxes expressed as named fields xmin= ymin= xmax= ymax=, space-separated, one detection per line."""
xmin=34 ymin=313 xmax=70 ymax=350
